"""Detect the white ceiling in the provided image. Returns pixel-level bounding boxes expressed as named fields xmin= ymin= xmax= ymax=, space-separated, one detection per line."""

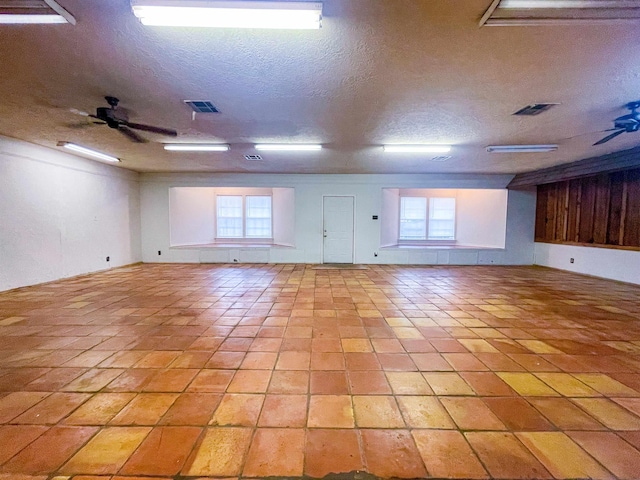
xmin=1 ymin=0 xmax=640 ymax=174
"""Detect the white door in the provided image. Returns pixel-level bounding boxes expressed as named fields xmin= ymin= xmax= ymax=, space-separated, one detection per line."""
xmin=323 ymin=196 xmax=354 ymax=264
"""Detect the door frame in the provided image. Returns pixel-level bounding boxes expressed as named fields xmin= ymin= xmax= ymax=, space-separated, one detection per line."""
xmin=321 ymin=195 xmax=356 ymax=264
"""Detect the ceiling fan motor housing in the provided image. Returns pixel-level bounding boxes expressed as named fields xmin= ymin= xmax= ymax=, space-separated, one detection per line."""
xmin=96 ymin=106 xmax=127 ymax=128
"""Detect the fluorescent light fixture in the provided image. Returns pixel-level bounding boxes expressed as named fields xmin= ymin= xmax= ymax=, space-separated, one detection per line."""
xmin=383 ymin=145 xmax=452 ymax=153
xmin=486 ymin=144 xmax=558 ymax=153
xmin=164 ymin=144 xmax=229 ymax=151
xmin=254 ymin=144 xmax=322 ymax=151
xmin=0 ymin=0 xmax=76 ymax=24
xmin=130 ymin=1 xmax=322 ymax=29
xmin=57 ymin=142 xmax=120 ymax=163
xmin=500 ymin=0 xmax=639 ymax=8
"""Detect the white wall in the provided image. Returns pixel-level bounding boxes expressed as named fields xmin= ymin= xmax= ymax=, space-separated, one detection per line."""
xmin=0 ymin=136 xmax=141 ymax=292
xmin=456 ymin=189 xmax=508 ymax=248
xmin=140 ymin=173 xmax=536 ymax=265
xmin=534 ymin=243 xmax=640 ymax=285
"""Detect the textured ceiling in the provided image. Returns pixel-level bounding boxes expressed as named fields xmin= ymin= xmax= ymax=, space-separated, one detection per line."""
xmin=1 ymin=0 xmax=640 ymax=174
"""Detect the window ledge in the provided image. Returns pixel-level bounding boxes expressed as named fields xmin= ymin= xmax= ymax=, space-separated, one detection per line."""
xmin=381 ymin=244 xmax=503 ymax=250
xmin=171 ymin=243 xmax=294 ymax=249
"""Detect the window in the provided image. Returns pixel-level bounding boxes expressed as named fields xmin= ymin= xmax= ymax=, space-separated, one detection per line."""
xmin=399 ymin=197 xmax=427 ymax=240
xmin=216 ymin=195 xmax=272 ymax=239
xmin=399 ymin=196 xmax=455 ymax=241
xmin=429 ymin=197 xmax=456 ymax=240
xmin=246 ymin=196 xmax=272 ymax=238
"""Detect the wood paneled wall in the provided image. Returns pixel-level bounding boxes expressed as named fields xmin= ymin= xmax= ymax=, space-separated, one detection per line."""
xmin=535 ymin=167 xmax=640 ymax=248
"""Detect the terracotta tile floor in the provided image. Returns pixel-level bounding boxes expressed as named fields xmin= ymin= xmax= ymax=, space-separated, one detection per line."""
xmin=0 ymin=264 xmax=640 ymax=480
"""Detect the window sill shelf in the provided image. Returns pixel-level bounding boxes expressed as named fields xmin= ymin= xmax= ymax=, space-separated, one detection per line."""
xmin=381 ymin=244 xmax=504 ymax=250
xmin=171 ymin=243 xmax=294 ymax=249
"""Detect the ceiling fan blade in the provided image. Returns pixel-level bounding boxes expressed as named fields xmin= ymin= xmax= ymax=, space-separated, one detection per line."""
xmin=124 ymin=121 xmax=177 ymax=137
xmin=118 ymin=126 xmax=148 ymax=143
xmin=593 ymin=129 xmax=625 ymax=146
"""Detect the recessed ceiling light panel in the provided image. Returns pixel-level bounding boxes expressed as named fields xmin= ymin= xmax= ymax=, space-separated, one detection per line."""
xmin=131 ymin=1 xmax=323 ymax=29
xmin=486 ymin=144 xmax=558 ymax=153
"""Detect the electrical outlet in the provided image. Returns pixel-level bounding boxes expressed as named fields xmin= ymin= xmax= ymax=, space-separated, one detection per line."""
xmin=374 ymin=252 xmax=378 ymax=257
xmin=158 ymin=250 xmax=162 ymax=256
xmin=570 ymin=258 xmax=574 ymax=263
xmin=106 ymin=256 xmax=110 ymax=262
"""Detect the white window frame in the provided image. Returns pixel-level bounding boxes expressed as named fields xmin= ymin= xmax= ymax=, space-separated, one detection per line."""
xmin=215 ymin=194 xmax=273 ymax=240
xmin=398 ymin=196 xmax=456 ymax=243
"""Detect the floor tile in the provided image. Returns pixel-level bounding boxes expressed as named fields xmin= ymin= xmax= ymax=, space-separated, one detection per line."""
xmin=119 ymin=426 xmax=201 ymax=476
xmin=440 ymin=397 xmax=506 ymax=430
xmin=396 ymin=396 xmax=455 ymax=428
xmin=242 ymin=428 xmax=305 ymax=477
xmin=353 ymin=396 xmax=404 ymax=428
xmin=516 ymin=432 xmax=612 ymax=479
xmin=267 ymin=370 xmax=309 ymax=393
xmin=348 ymin=371 xmax=392 ymax=394
xmin=483 ymin=397 xmax=554 ymax=431
xmin=210 ymin=394 xmax=264 ymax=426
xmin=13 ymin=393 xmax=91 ymax=424
xmin=574 ymin=373 xmax=639 ymax=396
xmin=142 ymin=369 xmax=198 ymax=392
xmin=109 ymin=393 xmax=177 ymax=425
xmin=423 ymin=372 xmax=475 ymax=395
xmin=181 ymin=427 xmax=252 ymax=477
xmin=310 ymin=352 xmax=345 ymax=370
xmin=308 ymin=395 xmax=354 ymax=428
xmin=2 ymin=426 xmax=98 ymax=474
xmin=187 ymin=370 xmax=234 ymax=393
xmin=60 ymin=427 xmax=150 ymax=475
xmin=64 ymin=393 xmax=135 ymax=425
xmin=410 ymin=353 xmax=454 ymax=371
xmin=276 ymin=351 xmax=311 ymax=370
xmin=258 ymin=394 xmax=307 ymax=427
xmin=569 ymin=431 xmax=640 ymax=479
xmin=412 ymin=430 xmax=488 ymax=479
xmin=361 ymin=429 xmax=427 ymax=478
xmin=459 ymin=372 xmax=516 ymax=396
xmin=205 ymin=351 xmax=245 ymax=369
xmin=61 ymin=369 xmax=124 ymax=392
xmin=305 ymin=429 xmax=363 ymax=477
xmin=344 ymin=352 xmax=381 ymax=370
xmin=534 ymin=372 xmax=601 ymax=397
xmin=528 ymin=397 xmax=606 ymax=430
xmin=227 ymin=370 xmax=271 ymax=393
xmin=159 ymin=393 xmax=222 ymax=425
xmin=310 ymin=371 xmax=349 ymax=394
xmin=239 ymin=352 xmax=277 ymax=370
xmin=572 ymin=398 xmax=640 ymax=430
xmin=0 ymin=425 xmax=49 ymax=465
xmin=385 ymin=371 xmax=433 ymax=395
xmin=0 ymin=392 xmax=49 ymax=423
xmin=465 ymin=432 xmax=552 ymax=479
xmin=497 ymin=372 xmax=560 ymax=396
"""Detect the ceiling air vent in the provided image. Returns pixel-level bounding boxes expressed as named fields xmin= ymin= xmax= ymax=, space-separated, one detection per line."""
xmin=513 ymin=103 xmax=558 ymax=116
xmin=431 ymin=156 xmax=452 ymax=162
xmin=184 ymin=100 xmax=219 ymax=113
xmin=244 ymin=154 xmax=263 ymax=161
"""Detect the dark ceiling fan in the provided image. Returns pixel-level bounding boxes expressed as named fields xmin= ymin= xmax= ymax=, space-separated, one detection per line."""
xmin=72 ymin=96 xmax=177 ymax=143
xmin=594 ymin=101 xmax=640 ymax=146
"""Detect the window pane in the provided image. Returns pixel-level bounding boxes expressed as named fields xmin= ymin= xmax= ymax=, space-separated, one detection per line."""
xmin=217 ymin=195 xmax=243 ymax=238
xmin=429 ymin=197 xmax=455 ymax=240
xmin=399 ymin=197 xmax=427 ymax=240
xmin=246 ymin=196 xmax=272 ymax=238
